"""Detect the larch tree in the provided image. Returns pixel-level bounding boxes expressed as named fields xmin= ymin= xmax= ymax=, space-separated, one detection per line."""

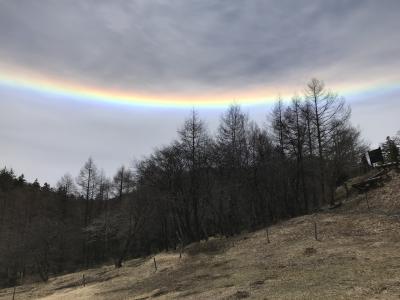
xmin=216 ymin=104 xmax=249 ymax=234
xmin=178 ymin=109 xmax=210 ymax=241
xmin=305 ymin=78 xmax=350 ymax=206
xmin=113 ymin=166 xmax=133 ymax=202
xmin=77 ymin=157 xmax=99 ymax=227
xmin=283 ymin=97 xmax=308 ymax=213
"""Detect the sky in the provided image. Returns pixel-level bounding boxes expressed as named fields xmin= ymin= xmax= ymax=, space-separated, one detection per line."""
xmin=0 ymin=0 xmax=399 ymax=185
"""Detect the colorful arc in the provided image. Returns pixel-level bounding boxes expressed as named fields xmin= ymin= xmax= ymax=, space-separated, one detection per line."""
xmin=0 ymin=70 xmax=399 ymax=108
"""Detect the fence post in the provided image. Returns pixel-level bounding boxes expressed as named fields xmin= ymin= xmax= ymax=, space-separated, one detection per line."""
xmin=176 ymin=231 xmax=183 ymax=259
xmin=365 ymin=191 xmax=370 ymax=209
xmin=313 ymin=221 xmax=318 ymax=241
xmin=266 ymin=227 xmax=270 ymax=244
xmin=153 ymin=257 xmax=157 ymax=271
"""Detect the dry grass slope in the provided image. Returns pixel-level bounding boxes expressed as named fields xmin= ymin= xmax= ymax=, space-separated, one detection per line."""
xmin=1 ymin=170 xmax=400 ymax=300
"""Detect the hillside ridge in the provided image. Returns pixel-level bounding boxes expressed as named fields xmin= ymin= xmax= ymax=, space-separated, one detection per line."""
xmin=1 ymin=169 xmax=400 ymax=300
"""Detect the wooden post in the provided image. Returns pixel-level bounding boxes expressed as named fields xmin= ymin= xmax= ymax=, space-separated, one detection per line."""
xmin=12 ymin=286 xmax=16 ymax=300
xmin=153 ymin=257 xmax=157 ymax=271
xmin=313 ymin=221 xmax=318 ymax=241
xmin=266 ymin=227 xmax=270 ymax=244
xmin=82 ymin=274 xmax=85 ymax=287
xmin=344 ymin=183 xmax=349 ymax=201
xmin=365 ymin=192 xmax=370 ymax=209
xmin=176 ymin=231 xmax=183 ymax=259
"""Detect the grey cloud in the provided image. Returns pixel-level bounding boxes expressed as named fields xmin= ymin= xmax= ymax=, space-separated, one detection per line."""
xmin=0 ymin=0 xmax=399 ymax=94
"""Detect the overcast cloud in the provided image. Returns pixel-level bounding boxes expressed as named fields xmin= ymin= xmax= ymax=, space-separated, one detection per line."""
xmin=0 ymin=0 xmax=399 ymax=92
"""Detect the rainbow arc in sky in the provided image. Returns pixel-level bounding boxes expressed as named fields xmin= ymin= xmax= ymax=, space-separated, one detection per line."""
xmin=0 ymin=67 xmax=399 ymax=108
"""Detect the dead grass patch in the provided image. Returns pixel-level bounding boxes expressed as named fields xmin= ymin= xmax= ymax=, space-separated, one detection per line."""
xmin=226 ymin=290 xmax=250 ymax=299
xmin=185 ymin=238 xmax=229 ymax=256
xmin=303 ymin=247 xmax=317 ymax=256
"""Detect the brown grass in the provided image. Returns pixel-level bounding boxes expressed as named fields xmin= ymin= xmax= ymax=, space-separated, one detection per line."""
xmin=1 ymin=170 xmax=400 ymax=299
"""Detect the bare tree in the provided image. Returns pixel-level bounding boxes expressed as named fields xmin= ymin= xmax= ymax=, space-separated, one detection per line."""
xmin=270 ymin=98 xmax=286 ymax=156
xmin=178 ymin=109 xmax=210 ymax=241
xmin=305 ymin=78 xmax=350 ymax=205
xmin=56 ymin=173 xmax=76 ymax=197
xmin=216 ymin=105 xmax=249 ymax=234
xmin=113 ymin=166 xmax=133 ymax=202
xmin=284 ymin=97 xmax=308 ymax=213
xmin=86 ymin=192 xmax=150 ymax=268
xmin=77 ymin=157 xmax=98 ymax=226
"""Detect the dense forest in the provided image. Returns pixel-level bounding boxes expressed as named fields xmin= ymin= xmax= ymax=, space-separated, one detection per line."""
xmin=1 ymin=79 xmax=399 ymax=287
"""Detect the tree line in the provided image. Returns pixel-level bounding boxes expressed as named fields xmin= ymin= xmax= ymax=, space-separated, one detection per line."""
xmin=1 ymin=79 xmax=397 ymax=287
